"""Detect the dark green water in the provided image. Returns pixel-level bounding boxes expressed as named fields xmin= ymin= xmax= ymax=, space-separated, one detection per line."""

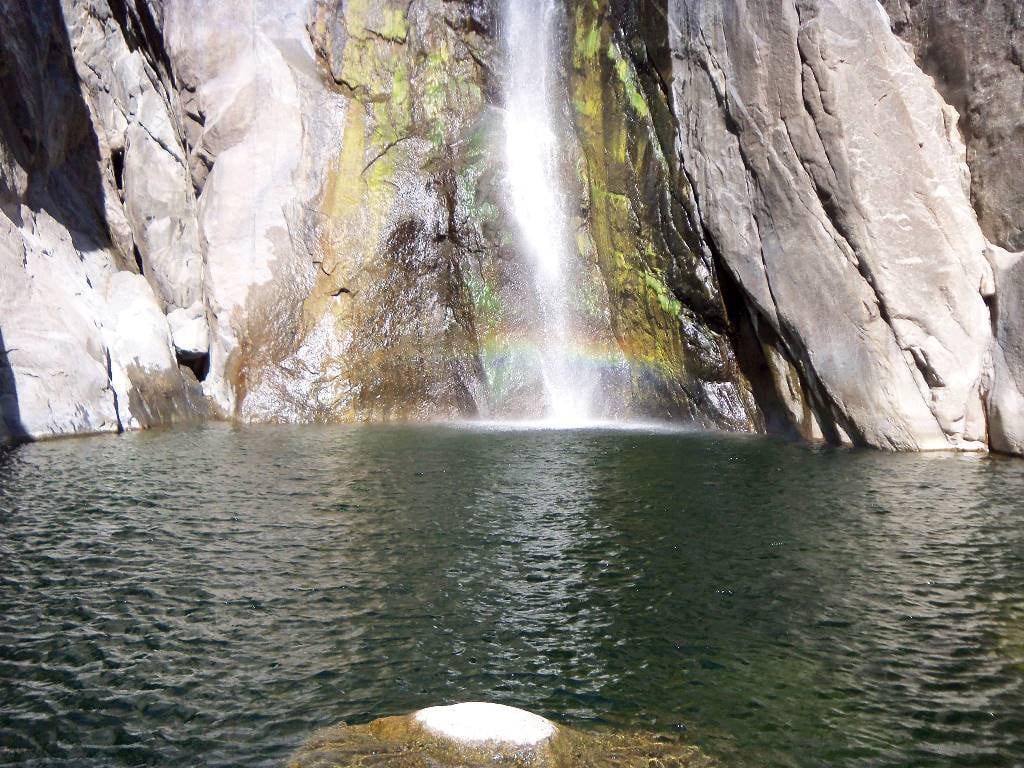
xmin=1 ymin=424 xmax=1022 ymax=767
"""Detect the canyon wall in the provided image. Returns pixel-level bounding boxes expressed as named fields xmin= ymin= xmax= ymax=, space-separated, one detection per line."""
xmin=1 ymin=0 xmax=1021 ymax=454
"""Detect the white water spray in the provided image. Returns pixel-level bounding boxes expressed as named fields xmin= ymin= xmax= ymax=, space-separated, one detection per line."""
xmin=503 ymin=0 xmax=595 ymax=425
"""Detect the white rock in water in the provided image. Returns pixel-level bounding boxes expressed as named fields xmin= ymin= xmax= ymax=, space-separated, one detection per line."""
xmin=414 ymin=702 xmax=556 ymax=746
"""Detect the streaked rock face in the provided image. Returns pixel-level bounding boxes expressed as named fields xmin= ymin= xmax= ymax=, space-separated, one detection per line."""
xmin=1 ymin=0 xmax=1022 ymax=454
xmin=882 ymin=0 xmax=1024 ymax=253
xmin=663 ymin=0 xmax=996 ymax=450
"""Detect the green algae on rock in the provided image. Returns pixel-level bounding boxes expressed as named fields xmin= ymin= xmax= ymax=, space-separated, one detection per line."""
xmin=288 ymin=705 xmax=716 ymax=768
xmin=565 ymin=0 xmax=760 ymax=430
xmin=297 ymin=0 xmax=496 ymax=421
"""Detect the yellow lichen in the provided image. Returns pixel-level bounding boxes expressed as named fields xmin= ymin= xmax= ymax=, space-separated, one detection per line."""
xmin=380 ymin=8 xmax=408 ymax=43
xmin=567 ymin=1 xmax=688 ymax=389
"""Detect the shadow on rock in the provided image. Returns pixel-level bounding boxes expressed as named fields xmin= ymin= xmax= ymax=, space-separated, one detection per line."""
xmin=0 ymin=0 xmax=111 ymax=251
xmin=0 ymin=325 xmax=28 ymax=445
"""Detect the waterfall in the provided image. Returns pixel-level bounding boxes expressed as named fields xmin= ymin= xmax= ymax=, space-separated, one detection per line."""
xmin=503 ymin=0 xmax=595 ymax=425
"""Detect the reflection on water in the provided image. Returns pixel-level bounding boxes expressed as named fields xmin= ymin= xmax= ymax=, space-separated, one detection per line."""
xmin=1 ymin=424 xmax=1022 ymax=767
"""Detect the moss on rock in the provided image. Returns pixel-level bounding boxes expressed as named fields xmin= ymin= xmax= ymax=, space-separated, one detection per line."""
xmin=288 ymin=710 xmax=717 ymax=768
xmin=300 ymin=0 xmax=497 ymax=420
xmin=566 ymin=0 xmax=760 ymax=429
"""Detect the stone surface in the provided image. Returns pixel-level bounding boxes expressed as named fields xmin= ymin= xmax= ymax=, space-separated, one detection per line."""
xmin=166 ymin=302 xmax=209 ymax=357
xmin=988 ymin=246 xmax=1024 ymax=455
xmin=1 ymin=0 xmax=1022 ymax=454
xmin=288 ymin=707 xmax=714 ymax=767
xmin=414 ymin=703 xmax=556 ymax=746
xmin=102 ymin=271 xmax=203 ymax=430
xmin=878 ymin=0 xmax=1024 ymax=454
xmin=0 ymin=0 xmax=203 ymax=442
xmin=567 ymin=1 xmax=760 ymax=429
xmin=663 ymin=0 xmax=996 ymax=450
xmin=882 ymin=0 xmax=1024 ymax=252
xmin=163 ymin=0 xmax=335 ymax=417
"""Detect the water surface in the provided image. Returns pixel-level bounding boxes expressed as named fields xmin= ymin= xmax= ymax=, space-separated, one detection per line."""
xmin=1 ymin=424 xmax=1022 ymax=767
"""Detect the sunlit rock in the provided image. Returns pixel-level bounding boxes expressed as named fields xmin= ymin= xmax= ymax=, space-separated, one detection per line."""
xmin=414 ymin=702 xmax=556 ymax=746
xmin=1 ymin=0 xmax=1023 ymax=454
xmin=288 ymin=704 xmax=715 ymax=767
xmin=102 ymin=272 xmax=204 ymax=430
xmin=167 ymin=302 xmax=210 ymax=359
xmin=663 ymin=0 xmax=996 ymax=451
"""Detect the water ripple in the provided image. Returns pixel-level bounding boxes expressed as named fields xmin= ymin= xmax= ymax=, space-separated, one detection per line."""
xmin=0 ymin=425 xmax=1022 ymax=767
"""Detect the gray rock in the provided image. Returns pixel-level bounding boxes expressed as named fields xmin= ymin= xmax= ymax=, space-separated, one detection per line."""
xmin=882 ymin=0 xmax=1024 ymax=251
xmin=666 ymin=0 xmax=994 ymax=450
xmin=1 ymin=0 xmax=1022 ymax=455
xmin=988 ymin=245 xmax=1024 ymax=454
xmin=0 ymin=0 xmax=202 ymax=440
xmin=166 ymin=301 xmax=208 ymax=358
xmin=879 ymin=0 xmax=1024 ymax=455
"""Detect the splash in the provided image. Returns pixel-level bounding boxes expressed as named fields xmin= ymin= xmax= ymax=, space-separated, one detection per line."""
xmin=503 ymin=0 xmax=597 ymax=426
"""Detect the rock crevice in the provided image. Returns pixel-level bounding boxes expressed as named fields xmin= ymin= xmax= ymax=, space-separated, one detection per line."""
xmin=1 ymin=0 xmax=1021 ymax=455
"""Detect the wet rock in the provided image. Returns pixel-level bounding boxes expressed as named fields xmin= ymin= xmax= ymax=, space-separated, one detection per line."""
xmin=288 ymin=703 xmax=715 ymax=768
xmin=567 ymin=1 xmax=760 ymax=430
xmin=292 ymin=0 xmax=494 ymax=421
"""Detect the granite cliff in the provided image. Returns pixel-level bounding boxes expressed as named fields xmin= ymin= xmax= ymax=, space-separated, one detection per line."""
xmin=1 ymin=0 xmax=1021 ymax=454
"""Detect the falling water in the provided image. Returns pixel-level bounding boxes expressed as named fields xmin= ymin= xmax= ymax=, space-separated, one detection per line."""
xmin=503 ymin=0 xmax=595 ymax=424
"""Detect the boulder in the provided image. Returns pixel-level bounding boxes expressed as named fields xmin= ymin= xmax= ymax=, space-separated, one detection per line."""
xmin=102 ymin=271 xmax=203 ymax=430
xmin=288 ymin=703 xmax=714 ymax=767
xmin=167 ymin=301 xmax=209 ymax=358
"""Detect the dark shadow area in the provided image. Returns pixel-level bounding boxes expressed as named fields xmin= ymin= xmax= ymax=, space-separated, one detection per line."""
xmin=176 ymin=350 xmax=210 ymax=383
xmin=107 ymin=0 xmax=175 ymax=85
xmin=0 ymin=0 xmax=111 ymax=251
xmin=0 ymin=325 xmax=29 ymax=446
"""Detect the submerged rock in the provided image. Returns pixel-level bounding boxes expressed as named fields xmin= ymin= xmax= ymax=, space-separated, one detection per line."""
xmin=288 ymin=703 xmax=714 ymax=767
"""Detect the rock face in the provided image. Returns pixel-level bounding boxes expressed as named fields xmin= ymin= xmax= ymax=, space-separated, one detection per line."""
xmin=1 ymin=0 xmax=1022 ymax=454
xmin=876 ymin=0 xmax=1024 ymax=455
xmin=567 ymin=0 xmax=761 ymax=429
xmin=0 ymin=0 xmax=203 ymax=442
xmin=882 ymin=0 xmax=1024 ymax=252
xmin=661 ymin=0 xmax=997 ymax=450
